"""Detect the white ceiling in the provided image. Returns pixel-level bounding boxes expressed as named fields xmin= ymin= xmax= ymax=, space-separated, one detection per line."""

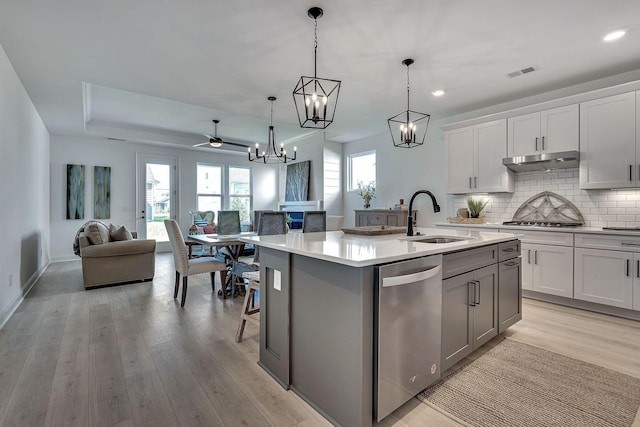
xmin=1 ymin=0 xmax=640 ymax=151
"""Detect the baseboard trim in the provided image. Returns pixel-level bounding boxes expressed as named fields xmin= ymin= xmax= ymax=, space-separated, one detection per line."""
xmin=0 ymin=262 xmax=49 ymax=330
xmin=523 ymin=290 xmax=640 ymax=321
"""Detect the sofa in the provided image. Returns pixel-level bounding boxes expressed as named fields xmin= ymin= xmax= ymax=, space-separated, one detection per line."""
xmin=77 ymin=221 xmax=156 ymax=288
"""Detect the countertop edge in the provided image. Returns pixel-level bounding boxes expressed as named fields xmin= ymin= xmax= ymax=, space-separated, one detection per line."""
xmin=434 ymin=222 xmax=640 ymax=237
xmin=240 ymin=229 xmax=521 ymax=267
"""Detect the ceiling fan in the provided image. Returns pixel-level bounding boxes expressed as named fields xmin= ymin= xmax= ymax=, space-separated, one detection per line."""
xmin=193 ymin=119 xmax=249 ymax=149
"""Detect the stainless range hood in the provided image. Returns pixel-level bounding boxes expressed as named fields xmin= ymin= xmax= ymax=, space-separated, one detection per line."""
xmin=502 ymin=150 xmax=579 ymax=172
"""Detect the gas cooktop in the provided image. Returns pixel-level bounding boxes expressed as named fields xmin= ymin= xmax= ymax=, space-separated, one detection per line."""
xmin=502 ymin=221 xmax=583 ymax=228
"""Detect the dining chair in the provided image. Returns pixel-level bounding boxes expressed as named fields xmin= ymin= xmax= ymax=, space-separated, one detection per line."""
xmin=235 ymin=211 xmax=287 ymax=342
xmin=217 ymin=210 xmax=241 ymax=235
xmin=164 ymin=219 xmax=227 ymax=307
xmin=302 ymin=210 xmax=327 ymax=232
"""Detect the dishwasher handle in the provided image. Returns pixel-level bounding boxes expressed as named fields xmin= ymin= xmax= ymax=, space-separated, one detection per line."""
xmin=382 ymin=265 xmax=442 ymax=288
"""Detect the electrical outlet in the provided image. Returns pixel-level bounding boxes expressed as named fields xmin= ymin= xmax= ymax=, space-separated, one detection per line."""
xmin=9 ymin=274 xmax=12 ymax=287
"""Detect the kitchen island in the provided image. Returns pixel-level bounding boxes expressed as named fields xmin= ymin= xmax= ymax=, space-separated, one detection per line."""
xmin=240 ymin=227 xmax=521 ymax=427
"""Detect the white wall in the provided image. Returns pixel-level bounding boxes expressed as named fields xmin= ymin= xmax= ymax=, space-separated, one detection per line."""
xmin=323 ymin=141 xmax=343 ymax=216
xmin=0 ymin=43 xmax=50 ymax=327
xmin=342 ymin=125 xmax=449 ymax=228
xmin=50 ymin=136 xmax=279 ymax=261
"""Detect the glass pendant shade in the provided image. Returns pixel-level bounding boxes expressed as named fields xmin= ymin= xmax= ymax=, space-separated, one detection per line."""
xmin=293 ymin=7 xmax=341 ymax=129
xmin=248 ymin=97 xmax=297 ymax=164
xmin=388 ymin=58 xmax=430 ymax=148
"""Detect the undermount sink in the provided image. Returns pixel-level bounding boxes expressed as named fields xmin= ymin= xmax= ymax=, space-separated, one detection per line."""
xmin=413 ymin=237 xmax=469 ymax=244
xmin=400 ymin=235 xmax=472 ymax=244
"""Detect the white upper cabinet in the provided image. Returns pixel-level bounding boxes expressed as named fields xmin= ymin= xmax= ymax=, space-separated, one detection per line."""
xmin=579 ymin=92 xmax=637 ymax=189
xmin=446 ymin=119 xmax=514 ymax=194
xmin=507 ymin=104 xmax=579 ymax=157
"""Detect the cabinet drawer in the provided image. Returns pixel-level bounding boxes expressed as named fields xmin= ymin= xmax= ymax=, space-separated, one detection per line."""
xmin=498 ymin=240 xmax=520 ymax=261
xmin=443 ymin=244 xmax=498 ymax=279
xmin=501 ymin=229 xmax=573 ymax=246
xmin=367 ymin=214 xmax=386 ymax=226
xmin=575 ymin=233 xmax=640 ymax=252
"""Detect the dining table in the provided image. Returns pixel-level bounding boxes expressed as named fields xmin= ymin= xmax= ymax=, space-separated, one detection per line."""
xmin=187 ymin=232 xmax=256 ymax=298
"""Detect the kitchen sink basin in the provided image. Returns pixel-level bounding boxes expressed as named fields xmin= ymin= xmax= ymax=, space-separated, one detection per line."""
xmin=413 ymin=237 xmax=469 ymax=244
xmin=399 ymin=235 xmax=472 ymax=244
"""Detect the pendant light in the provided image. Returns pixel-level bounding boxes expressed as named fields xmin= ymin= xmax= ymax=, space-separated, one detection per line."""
xmin=388 ymin=58 xmax=430 ymax=148
xmin=292 ymin=6 xmax=341 ymax=129
xmin=248 ymin=97 xmax=297 ymax=164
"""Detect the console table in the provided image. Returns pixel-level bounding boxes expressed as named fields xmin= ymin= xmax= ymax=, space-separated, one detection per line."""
xmin=354 ymin=209 xmax=412 ymax=227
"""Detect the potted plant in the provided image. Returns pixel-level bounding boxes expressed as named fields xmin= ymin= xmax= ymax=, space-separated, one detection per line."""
xmin=354 ymin=181 xmax=376 ymax=209
xmin=466 ymin=196 xmax=488 ymax=218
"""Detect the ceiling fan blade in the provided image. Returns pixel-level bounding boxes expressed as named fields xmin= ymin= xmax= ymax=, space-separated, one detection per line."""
xmin=223 ymin=141 xmax=250 ymax=148
xmin=193 ymin=142 xmax=210 ymax=147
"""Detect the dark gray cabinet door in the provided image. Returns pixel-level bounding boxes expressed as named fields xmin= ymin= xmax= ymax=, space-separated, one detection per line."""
xmin=498 ymin=257 xmax=522 ymax=333
xmin=442 ymin=271 xmax=474 ymax=371
xmin=442 ymin=264 xmax=498 ymax=372
xmin=472 ymin=264 xmax=498 ymax=348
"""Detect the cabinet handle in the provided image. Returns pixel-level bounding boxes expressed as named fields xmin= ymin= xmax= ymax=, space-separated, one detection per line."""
xmin=527 ymin=249 xmax=531 ymax=264
xmin=474 ymin=176 xmax=477 ymax=189
xmin=468 ymin=282 xmax=476 ymax=307
xmin=627 ymin=259 xmax=631 ymax=277
xmin=541 ymin=136 xmax=545 ymax=151
xmin=534 ymin=250 xmax=538 ymax=265
xmin=474 ymin=281 xmax=481 ymax=305
xmin=637 ymin=260 xmax=639 ymax=278
xmin=630 ymin=165 xmax=633 ymax=182
xmin=469 ymin=177 xmax=472 ymax=189
xmin=502 ymin=247 xmax=516 ymax=252
xmin=621 ymin=242 xmax=640 ymax=248
xmin=504 ymin=261 xmax=518 ymax=267
xmin=535 ymin=137 xmax=539 ymax=151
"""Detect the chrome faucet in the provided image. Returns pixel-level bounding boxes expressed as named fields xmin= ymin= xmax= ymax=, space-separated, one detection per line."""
xmin=407 ymin=190 xmax=441 ymax=236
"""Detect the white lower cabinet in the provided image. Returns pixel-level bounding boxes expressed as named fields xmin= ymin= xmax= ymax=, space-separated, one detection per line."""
xmin=521 ymin=243 xmax=574 ymax=297
xmin=574 ymin=248 xmax=636 ymax=309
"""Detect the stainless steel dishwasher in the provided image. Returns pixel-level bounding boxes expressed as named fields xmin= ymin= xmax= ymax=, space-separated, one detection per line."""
xmin=374 ymin=254 xmax=443 ymax=422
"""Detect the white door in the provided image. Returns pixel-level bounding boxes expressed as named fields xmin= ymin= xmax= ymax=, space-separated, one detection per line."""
xmin=446 ymin=126 xmax=474 ymax=194
xmin=532 ymin=244 xmax=574 ymax=298
xmin=575 ymin=248 xmax=633 ymax=309
xmin=579 ymin=92 xmax=636 ymax=189
xmin=521 ymin=243 xmax=534 ymax=291
xmin=540 ymin=104 xmax=579 ymax=153
xmin=475 ymin=119 xmax=512 ymax=193
xmin=137 ymin=154 xmax=177 ymax=252
xmin=508 ymin=112 xmax=540 ymax=157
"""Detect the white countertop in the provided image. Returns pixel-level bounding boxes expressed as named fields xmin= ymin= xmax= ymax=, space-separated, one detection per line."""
xmin=240 ymin=227 xmax=520 ymax=267
xmin=434 ymin=222 xmax=640 ymax=237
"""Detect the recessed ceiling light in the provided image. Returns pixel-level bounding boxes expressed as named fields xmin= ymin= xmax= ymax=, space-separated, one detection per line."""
xmin=603 ymin=29 xmax=626 ymax=42
xmin=431 ymin=89 xmax=445 ymax=97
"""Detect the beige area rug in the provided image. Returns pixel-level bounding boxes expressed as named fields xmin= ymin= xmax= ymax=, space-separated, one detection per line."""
xmin=418 ymin=338 xmax=640 ymax=427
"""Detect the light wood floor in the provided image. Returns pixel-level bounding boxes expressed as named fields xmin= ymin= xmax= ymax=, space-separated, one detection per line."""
xmin=1 ymin=254 xmax=640 ymax=426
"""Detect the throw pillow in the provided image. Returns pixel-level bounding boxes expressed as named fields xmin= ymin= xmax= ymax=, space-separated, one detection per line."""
xmin=109 ymin=224 xmax=133 ymax=241
xmin=86 ymin=221 xmax=110 ymax=245
xmin=203 ymin=224 xmax=216 ymax=234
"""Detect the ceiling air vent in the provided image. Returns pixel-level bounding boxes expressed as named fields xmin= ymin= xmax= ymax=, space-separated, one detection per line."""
xmin=507 ymin=66 xmax=537 ymax=78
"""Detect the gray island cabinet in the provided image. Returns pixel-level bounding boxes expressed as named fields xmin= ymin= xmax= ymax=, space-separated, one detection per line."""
xmin=240 ymin=228 xmax=521 ymax=427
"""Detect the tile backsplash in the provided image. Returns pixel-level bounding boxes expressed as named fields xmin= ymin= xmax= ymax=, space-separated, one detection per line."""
xmin=448 ymin=168 xmax=640 ymax=228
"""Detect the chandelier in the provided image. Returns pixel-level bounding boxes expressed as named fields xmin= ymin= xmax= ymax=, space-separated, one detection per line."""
xmin=388 ymin=58 xmax=430 ymax=148
xmin=292 ymin=7 xmax=341 ymax=129
xmin=248 ymin=97 xmax=297 ymax=164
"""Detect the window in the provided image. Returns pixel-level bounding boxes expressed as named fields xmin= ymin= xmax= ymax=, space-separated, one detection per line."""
xmin=196 ymin=164 xmax=252 ymax=226
xmin=349 ymin=150 xmax=376 ymax=190
xmin=229 ymin=167 xmax=252 ymax=225
xmin=196 ymin=164 xmax=222 ymax=213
